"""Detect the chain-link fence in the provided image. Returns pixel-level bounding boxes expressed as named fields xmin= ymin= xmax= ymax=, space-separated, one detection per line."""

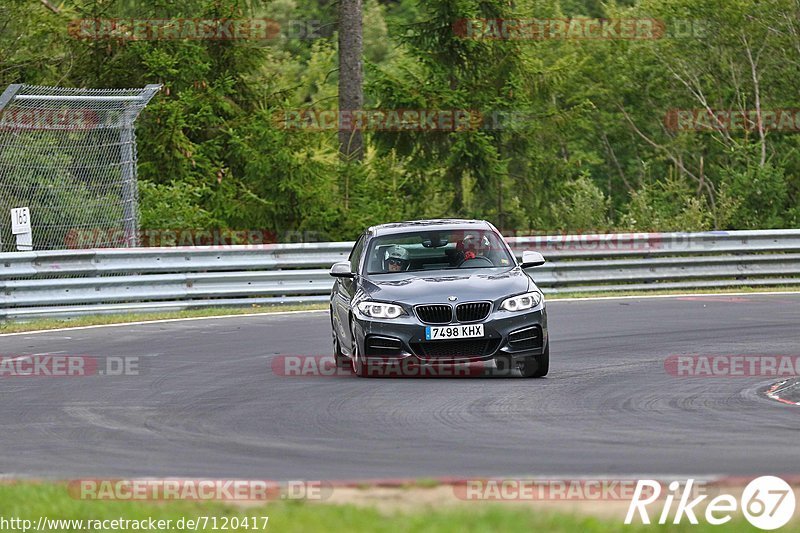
xmin=0 ymin=84 xmax=160 ymax=252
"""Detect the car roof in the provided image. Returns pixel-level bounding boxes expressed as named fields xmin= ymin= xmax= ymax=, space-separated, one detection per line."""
xmin=367 ymin=219 xmax=494 ymax=237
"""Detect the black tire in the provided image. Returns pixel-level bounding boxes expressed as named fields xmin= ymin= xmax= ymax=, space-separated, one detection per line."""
xmin=350 ymin=325 xmax=368 ymax=377
xmin=518 ymin=343 xmax=549 ymax=378
xmin=333 ymin=334 xmax=349 ymax=369
xmin=493 ymin=355 xmax=514 ymax=377
xmin=351 ymin=343 xmax=368 ymax=378
xmin=331 ymin=311 xmax=349 ymax=369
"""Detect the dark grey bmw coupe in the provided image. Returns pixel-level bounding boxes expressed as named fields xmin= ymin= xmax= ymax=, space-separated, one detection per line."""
xmin=329 ymin=219 xmax=549 ymax=377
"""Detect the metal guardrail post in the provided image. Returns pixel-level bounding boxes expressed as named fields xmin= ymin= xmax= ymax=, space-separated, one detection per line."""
xmin=120 ymin=84 xmax=161 ymax=248
xmin=119 ymin=114 xmax=137 ymax=247
xmin=0 ymin=84 xmax=22 ymax=111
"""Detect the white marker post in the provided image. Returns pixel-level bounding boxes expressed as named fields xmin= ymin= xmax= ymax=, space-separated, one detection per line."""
xmin=10 ymin=207 xmax=32 ymax=251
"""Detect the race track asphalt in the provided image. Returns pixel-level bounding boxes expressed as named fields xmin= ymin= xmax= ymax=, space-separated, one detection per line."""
xmin=1 ymin=293 xmax=799 ymax=481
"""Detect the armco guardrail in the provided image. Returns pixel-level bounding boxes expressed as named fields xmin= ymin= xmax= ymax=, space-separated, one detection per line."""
xmin=1 ymin=230 xmax=800 ymax=320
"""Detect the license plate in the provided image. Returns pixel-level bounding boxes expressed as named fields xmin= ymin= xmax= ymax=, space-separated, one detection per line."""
xmin=425 ymin=324 xmax=484 ymax=340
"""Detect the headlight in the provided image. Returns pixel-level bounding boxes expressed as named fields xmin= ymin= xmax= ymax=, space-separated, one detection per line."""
xmin=500 ymin=291 xmax=543 ymax=312
xmin=357 ymin=301 xmax=405 ymax=319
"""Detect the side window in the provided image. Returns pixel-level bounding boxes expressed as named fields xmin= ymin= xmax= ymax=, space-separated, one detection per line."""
xmin=348 ymin=235 xmax=366 ymax=273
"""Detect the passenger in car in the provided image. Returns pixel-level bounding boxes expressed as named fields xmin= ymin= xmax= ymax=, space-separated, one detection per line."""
xmin=385 ymin=245 xmax=410 ymax=272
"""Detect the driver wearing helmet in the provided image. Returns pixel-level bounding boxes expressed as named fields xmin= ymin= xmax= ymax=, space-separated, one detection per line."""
xmin=385 ymin=245 xmax=410 ymax=272
xmin=455 ymin=232 xmax=494 ymax=266
xmin=461 ymin=233 xmax=480 ymax=261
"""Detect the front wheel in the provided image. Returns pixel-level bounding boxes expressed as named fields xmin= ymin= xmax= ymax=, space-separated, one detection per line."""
xmin=333 ymin=334 xmax=349 ymax=369
xmin=332 ymin=311 xmax=349 ymax=369
xmin=518 ymin=344 xmax=549 ymax=378
xmin=350 ymin=325 xmax=368 ymax=377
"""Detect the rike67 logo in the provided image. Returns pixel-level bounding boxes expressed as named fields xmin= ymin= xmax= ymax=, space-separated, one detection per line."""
xmin=626 ymin=477 xmax=796 ymax=530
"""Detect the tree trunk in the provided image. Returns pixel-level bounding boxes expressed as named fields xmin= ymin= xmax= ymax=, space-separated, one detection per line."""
xmin=338 ymin=0 xmax=364 ymax=161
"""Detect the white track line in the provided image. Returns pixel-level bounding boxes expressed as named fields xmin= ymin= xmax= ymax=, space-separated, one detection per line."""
xmin=548 ymin=290 xmax=800 ymax=303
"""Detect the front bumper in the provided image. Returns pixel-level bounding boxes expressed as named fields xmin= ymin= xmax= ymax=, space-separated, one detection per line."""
xmin=352 ymin=305 xmax=548 ymax=367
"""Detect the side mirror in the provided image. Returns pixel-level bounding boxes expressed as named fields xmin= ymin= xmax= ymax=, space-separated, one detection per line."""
xmin=520 ymin=251 xmax=546 ymax=268
xmin=330 ymin=261 xmax=355 ymax=278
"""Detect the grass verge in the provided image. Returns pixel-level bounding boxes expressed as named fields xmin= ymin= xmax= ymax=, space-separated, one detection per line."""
xmin=2 ymin=286 xmax=800 ymax=335
xmin=0 ymin=304 xmax=327 ymax=334
xmin=0 ymin=482 xmax=787 ymax=532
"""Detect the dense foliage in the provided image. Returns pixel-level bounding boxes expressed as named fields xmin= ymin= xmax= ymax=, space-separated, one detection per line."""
xmin=1 ymin=0 xmax=798 ymax=240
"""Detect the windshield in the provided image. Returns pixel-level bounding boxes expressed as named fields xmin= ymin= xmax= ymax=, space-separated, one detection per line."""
xmin=365 ymin=229 xmax=515 ymax=275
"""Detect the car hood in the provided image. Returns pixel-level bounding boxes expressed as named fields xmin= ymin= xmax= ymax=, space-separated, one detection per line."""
xmin=361 ymin=267 xmax=533 ymax=304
